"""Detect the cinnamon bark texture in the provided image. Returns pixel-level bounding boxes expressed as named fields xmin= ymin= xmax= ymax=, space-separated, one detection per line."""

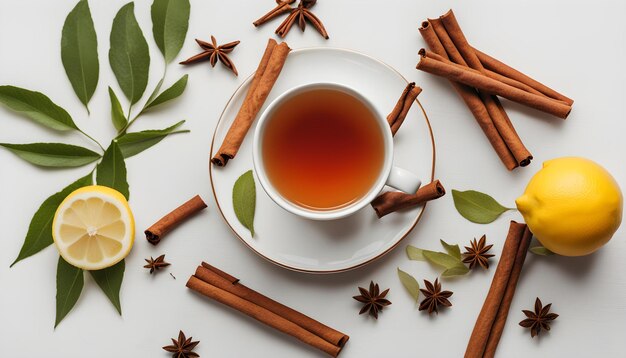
xmin=472 ymin=48 xmax=574 ymax=106
xmin=387 ymin=82 xmax=422 ymax=136
xmin=465 ymin=221 xmax=532 ymax=358
xmin=371 ymin=180 xmax=445 ymax=218
xmin=187 ymin=263 xmax=349 ymax=357
xmin=144 ymin=195 xmax=207 ymax=245
xmin=418 ymin=10 xmax=573 ymax=169
xmin=211 ymin=39 xmax=291 ymax=166
xmin=417 ymin=50 xmax=571 ymax=119
xmin=437 ymin=11 xmax=533 ymax=166
xmin=419 ymin=21 xmax=518 ymax=170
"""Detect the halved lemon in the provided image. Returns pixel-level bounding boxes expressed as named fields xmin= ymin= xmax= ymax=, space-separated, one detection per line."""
xmin=52 ymin=185 xmax=135 ymax=270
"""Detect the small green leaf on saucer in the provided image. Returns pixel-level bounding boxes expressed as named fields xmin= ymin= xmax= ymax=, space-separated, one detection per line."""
xmin=397 ymin=268 xmax=420 ymax=303
xmin=452 ymin=189 xmax=513 ymax=224
xmin=233 ymin=170 xmax=256 ymax=237
xmin=529 ymin=246 xmax=555 ymax=256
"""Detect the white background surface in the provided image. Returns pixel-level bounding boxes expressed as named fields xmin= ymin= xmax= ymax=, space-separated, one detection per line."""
xmin=0 ymin=0 xmax=625 ymax=357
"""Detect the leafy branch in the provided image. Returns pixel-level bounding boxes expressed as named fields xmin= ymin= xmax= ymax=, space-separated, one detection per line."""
xmin=0 ymin=0 xmax=192 ymax=327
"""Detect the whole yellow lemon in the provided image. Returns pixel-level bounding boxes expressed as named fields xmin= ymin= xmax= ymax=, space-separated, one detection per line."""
xmin=516 ymin=157 xmax=622 ymax=256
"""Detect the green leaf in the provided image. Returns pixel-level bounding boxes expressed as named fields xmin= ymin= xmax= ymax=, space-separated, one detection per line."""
xmin=55 ymin=256 xmax=84 ymax=327
xmin=452 ymin=189 xmax=512 ymax=224
xmin=440 ymin=239 xmax=462 ymax=260
xmin=151 ymin=0 xmax=190 ymax=63
xmin=143 ymin=74 xmax=188 ymax=112
xmin=422 ymin=250 xmax=463 ymax=270
xmin=116 ymin=120 xmax=188 ymax=158
xmin=406 ymin=245 xmax=425 ymax=261
xmin=61 ymin=0 xmax=99 ymax=113
xmin=442 ymin=265 xmax=471 ymax=277
xmin=96 ymin=141 xmax=129 ymax=199
xmin=529 ymin=246 xmax=555 ymax=256
xmin=397 ymin=268 xmax=420 ymax=303
xmin=108 ymin=87 xmax=127 ymax=131
xmin=0 ymin=86 xmax=78 ymax=131
xmin=11 ymin=173 xmax=93 ymax=267
xmin=0 ymin=143 xmax=100 ymax=168
xmin=233 ymin=170 xmax=256 ymax=237
xmin=89 ymin=260 xmax=124 ymax=315
xmin=109 ymin=2 xmax=150 ymax=104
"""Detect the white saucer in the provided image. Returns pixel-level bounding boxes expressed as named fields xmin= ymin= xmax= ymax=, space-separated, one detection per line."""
xmin=209 ymin=47 xmax=435 ymax=274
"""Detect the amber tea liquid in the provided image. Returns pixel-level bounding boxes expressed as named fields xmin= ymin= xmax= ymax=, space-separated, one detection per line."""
xmin=262 ymin=88 xmax=385 ymax=211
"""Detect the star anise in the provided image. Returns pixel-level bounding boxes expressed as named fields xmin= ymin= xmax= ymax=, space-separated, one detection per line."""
xmin=352 ymin=281 xmax=391 ymax=319
xmin=144 ymin=254 xmax=170 ymax=274
xmin=519 ymin=297 xmax=558 ymax=338
xmin=419 ymin=278 xmax=453 ymax=314
xmin=163 ymin=330 xmax=200 ymax=358
xmin=274 ymin=0 xmax=329 ymax=39
xmin=179 ymin=36 xmax=240 ymax=76
xmin=253 ymin=0 xmax=296 ymax=27
xmin=462 ymin=235 xmax=495 ymax=270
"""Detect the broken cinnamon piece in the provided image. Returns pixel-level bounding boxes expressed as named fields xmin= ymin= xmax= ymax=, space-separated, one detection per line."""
xmin=211 ymin=39 xmax=291 ymax=166
xmin=145 ymin=195 xmax=207 ymax=245
xmin=371 ymin=180 xmax=445 ymax=218
xmin=387 ymin=82 xmax=422 ymax=136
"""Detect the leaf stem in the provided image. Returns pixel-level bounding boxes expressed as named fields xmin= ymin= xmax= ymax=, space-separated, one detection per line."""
xmin=78 ymin=128 xmax=105 ymax=152
xmin=116 ymin=67 xmax=168 ymax=138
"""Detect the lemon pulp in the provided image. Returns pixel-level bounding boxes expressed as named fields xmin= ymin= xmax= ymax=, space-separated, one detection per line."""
xmin=53 ymin=185 xmax=135 ymax=270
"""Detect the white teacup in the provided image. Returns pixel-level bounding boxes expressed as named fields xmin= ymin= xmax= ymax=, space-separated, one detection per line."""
xmin=253 ymin=83 xmax=422 ymax=220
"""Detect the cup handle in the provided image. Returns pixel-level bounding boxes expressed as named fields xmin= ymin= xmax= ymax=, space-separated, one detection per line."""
xmin=386 ymin=166 xmax=422 ymax=193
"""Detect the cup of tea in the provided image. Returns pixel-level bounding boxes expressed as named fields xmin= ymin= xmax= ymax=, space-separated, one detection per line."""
xmin=252 ymin=82 xmax=422 ymax=220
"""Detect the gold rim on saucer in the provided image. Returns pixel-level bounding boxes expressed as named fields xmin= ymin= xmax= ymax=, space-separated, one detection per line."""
xmin=209 ymin=46 xmax=436 ymax=274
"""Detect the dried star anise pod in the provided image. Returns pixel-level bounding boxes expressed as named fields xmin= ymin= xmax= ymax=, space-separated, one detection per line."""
xmin=275 ymin=0 xmax=329 ymax=39
xmin=180 ymin=36 xmax=240 ymax=76
xmin=352 ymin=281 xmax=391 ymax=319
xmin=519 ymin=297 xmax=558 ymax=338
xmin=253 ymin=0 xmax=296 ymax=27
xmin=462 ymin=235 xmax=495 ymax=270
xmin=144 ymin=254 xmax=170 ymax=274
xmin=163 ymin=330 xmax=200 ymax=358
xmin=419 ymin=278 xmax=453 ymax=315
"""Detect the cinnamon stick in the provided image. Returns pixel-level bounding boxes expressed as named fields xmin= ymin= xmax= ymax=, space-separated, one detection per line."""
xmin=465 ymin=221 xmax=531 ymax=358
xmin=483 ymin=225 xmax=532 ymax=358
xmin=419 ymin=21 xmax=518 ymax=170
xmin=417 ymin=50 xmax=571 ymax=119
xmin=253 ymin=0 xmax=295 ymax=27
xmin=430 ymin=14 xmax=533 ymax=167
xmin=473 ymin=47 xmax=574 ymax=106
xmin=187 ymin=263 xmax=348 ymax=357
xmin=196 ymin=263 xmax=348 ymax=347
xmin=212 ymin=39 xmax=291 ymax=166
xmin=420 ymin=49 xmax=544 ymax=97
xmin=387 ymin=82 xmax=422 ymax=136
xmin=371 ymin=180 xmax=445 ymax=218
xmin=144 ymin=195 xmax=207 ymax=245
